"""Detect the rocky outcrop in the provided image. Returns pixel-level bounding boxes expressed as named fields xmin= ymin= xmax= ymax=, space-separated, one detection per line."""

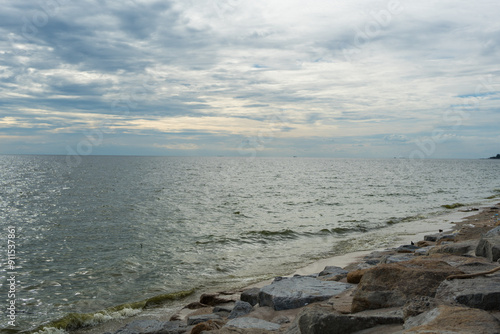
xmin=285 ymin=304 xmax=403 ymax=334
xmin=351 ymin=258 xmax=463 ymax=313
xmin=403 ymin=305 xmax=500 ymax=333
xmin=259 ymin=276 xmax=354 ymax=311
xmin=435 ymin=274 xmax=500 ymax=310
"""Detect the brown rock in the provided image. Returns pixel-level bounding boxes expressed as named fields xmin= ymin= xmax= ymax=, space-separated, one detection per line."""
xmin=190 ymin=319 xmax=224 ymax=334
xmin=347 ymin=269 xmax=369 ymax=284
xmin=200 ymin=293 xmax=235 ymax=306
xmin=403 ymin=305 xmax=500 ymax=333
xmin=351 ymin=258 xmax=463 ymax=313
xmin=416 ymin=240 xmax=432 ymax=247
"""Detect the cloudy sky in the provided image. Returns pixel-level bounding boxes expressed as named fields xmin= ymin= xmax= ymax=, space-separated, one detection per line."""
xmin=1 ymin=0 xmax=499 ymax=158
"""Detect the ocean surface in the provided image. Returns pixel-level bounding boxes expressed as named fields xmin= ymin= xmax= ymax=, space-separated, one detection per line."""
xmin=1 ymin=155 xmax=500 ymax=333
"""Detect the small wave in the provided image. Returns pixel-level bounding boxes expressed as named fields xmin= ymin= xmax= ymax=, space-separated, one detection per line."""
xmin=31 ymin=289 xmax=195 ymax=333
xmin=386 ymin=214 xmax=427 ymax=225
xmin=441 ymin=203 xmax=465 ymax=209
xmin=319 ymin=226 xmax=368 ymax=234
xmin=244 ymin=229 xmax=298 ymax=239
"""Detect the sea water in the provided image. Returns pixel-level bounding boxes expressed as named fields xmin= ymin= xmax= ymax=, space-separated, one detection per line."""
xmin=1 ymin=156 xmax=499 ymax=332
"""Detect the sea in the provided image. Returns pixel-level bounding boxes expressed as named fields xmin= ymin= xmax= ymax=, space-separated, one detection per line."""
xmin=1 ymin=155 xmax=500 ymax=333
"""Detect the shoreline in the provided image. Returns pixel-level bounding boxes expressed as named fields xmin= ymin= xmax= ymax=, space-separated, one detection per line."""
xmin=58 ymin=201 xmax=500 ymax=334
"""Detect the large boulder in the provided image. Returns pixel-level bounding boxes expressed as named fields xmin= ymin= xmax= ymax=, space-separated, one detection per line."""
xmin=259 ymin=276 xmax=354 ymax=311
xmin=435 ymin=274 xmax=500 ymax=310
xmin=285 ymin=304 xmax=403 ymax=334
xmin=403 ymin=305 xmax=500 ymax=333
xmin=351 ymin=258 xmax=463 ymax=313
xmin=476 ymin=236 xmax=500 ymax=262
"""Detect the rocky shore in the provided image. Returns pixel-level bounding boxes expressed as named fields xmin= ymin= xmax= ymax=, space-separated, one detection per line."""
xmin=98 ymin=204 xmax=500 ymax=334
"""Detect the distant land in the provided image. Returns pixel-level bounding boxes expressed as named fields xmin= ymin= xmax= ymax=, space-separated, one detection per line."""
xmin=490 ymin=154 xmax=500 ymax=159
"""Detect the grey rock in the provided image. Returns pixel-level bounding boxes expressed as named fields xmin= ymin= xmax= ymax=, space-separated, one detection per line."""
xmin=213 ymin=304 xmax=233 ymax=313
xmin=380 ymin=254 xmax=414 ymax=264
xmin=187 ymin=314 xmax=221 ymax=326
xmin=476 ymin=236 xmax=500 ymax=261
xmin=413 ymin=246 xmax=433 ymax=256
xmin=428 ymin=239 xmax=477 ymax=256
xmin=225 ymin=317 xmax=281 ymax=331
xmin=318 ymin=266 xmax=348 ymax=281
xmin=228 ymin=300 xmax=253 ymax=319
xmin=259 ymin=276 xmax=354 ymax=311
xmin=114 ymin=320 xmax=186 ymax=334
xmin=395 ymin=245 xmax=420 ymax=253
xmin=485 ymin=226 xmax=500 ymax=237
xmin=435 ymin=275 xmax=500 ymax=310
xmin=402 ymin=296 xmax=438 ymax=319
xmin=241 ymin=287 xmax=260 ymax=306
xmin=424 ymin=233 xmax=457 ymax=242
xmin=285 ymin=305 xmax=403 ymax=334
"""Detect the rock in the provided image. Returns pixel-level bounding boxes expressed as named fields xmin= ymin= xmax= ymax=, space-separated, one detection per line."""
xmin=413 ymin=246 xmax=433 ymax=256
xmin=402 ymin=296 xmax=438 ymax=319
xmin=424 ymin=233 xmax=457 ymax=243
xmin=395 ymin=245 xmax=420 ymax=253
xmin=114 ymin=320 xmax=186 ymax=334
xmin=347 ymin=269 xmax=369 ymax=284
xmin=190 ymin=319 xmax=224 ymax=334
xmin=317 ymin=266 xmax=348 ymax=281
xmin=403 ymin=305 xmax=500 ymax=333
xmin=380 ymin=254 xmax=414 ymax=264
xmin=184 ymin=302 xmax=209 ymax=309
xmin=241 ymin=288 xmax=260 ymax=306
xmin=225 ymin=317 xmax=281 ymax=331
xmin=228 ymin=300 xmax=253 ymax=319
xmin=435 ymin=274 xmax=500 ymax=310
xmin=285 ymin=304 xmax=403 ymax=334
xmin=199 ymin=293 xmax=234 ymax=306
xmin=428 ymin=239 xmax=477 ymax=256
xmin=213 ymin=304 xmax=234 ymax=313
xmin=484 ymin=226 xmax=500 ymax=237
xmin=259 ymin=276 xmax=354 ymax=311
xmin=187 ymin=314 xmax=221 ymax=326
xmin=416 ymin=240 xmax=432 ymax=247
xmin=351 ymin=258 xmax=463 ymax=313
xmin=476 ymin=236 xmax=500 ymax=261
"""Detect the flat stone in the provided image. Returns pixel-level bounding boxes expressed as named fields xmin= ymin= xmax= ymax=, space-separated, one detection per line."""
xmin=225 ymin=317 xmax=281 ymax=331
xmin=259 ymin=276 xmax=354 ymax=311
xmin=403 ymin=305 xmax=500 ymax=333
xmin=285 ymin=305 xmax=403 ymax=334
xmin=187 ymin=313 xmax=221 ymax=326
xmin=241 ymin=287 xmax=261 ymax=306
xmin=228 ymin=300 xmax=253 ymax=319
xmin=428 ymin=239 xmax=477 ymax=256
xmin=380 ymin=254 xmax=414 ymax=264
xmin=476 ymin=236 xmax=500 ymax=261
xmin=424 ymin=233 xmax=457 ymax=243
xmin=435 ymin=274 xmax=500 ymax=310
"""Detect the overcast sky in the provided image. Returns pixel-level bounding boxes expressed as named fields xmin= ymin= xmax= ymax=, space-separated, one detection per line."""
xmin=1 ymin=0 xmax=499 ymax=158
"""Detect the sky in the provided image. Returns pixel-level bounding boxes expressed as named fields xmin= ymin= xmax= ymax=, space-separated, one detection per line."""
xmin=0 ymin=0 xmax=499 ymax=158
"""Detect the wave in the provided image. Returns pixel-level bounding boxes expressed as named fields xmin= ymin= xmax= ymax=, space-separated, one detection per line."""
xmin=385 ymin=214 xmax=427 ymax=225
xmin=30 ymin=289 xmax=195 ymax=333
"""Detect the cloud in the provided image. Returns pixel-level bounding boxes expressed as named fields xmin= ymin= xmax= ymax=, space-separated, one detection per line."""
xmin=0 ymin=0 xmax=499 ymax=157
